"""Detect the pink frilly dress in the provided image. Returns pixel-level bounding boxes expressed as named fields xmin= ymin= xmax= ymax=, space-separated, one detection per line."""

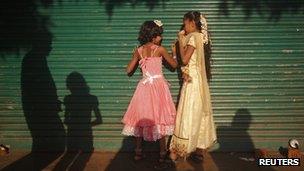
xmin=122 ymin=45 xmax=176 ymax=141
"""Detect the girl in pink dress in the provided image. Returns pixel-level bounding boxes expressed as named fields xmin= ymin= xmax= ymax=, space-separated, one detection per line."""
xmin=122 ymin=20 xmax=178 ymax=164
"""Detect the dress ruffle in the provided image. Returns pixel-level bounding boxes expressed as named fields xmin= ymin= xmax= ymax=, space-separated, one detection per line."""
xmin=122 ymin=124 xmax=174 ymax=141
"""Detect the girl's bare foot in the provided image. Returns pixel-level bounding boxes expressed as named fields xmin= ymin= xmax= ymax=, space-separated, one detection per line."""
xmin=134 ymin=148 xmax=144 ymax=161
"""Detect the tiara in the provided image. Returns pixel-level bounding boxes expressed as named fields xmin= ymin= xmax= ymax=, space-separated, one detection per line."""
xmin=153 ymin=20 xmax=163 ymax=27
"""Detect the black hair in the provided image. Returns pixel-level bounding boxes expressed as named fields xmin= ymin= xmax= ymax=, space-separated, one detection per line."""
xmin=183 ymin=11 xmax=213 ymax=82
xmin=137 ymin=21 xmax=163 ymax=45
xmin=183 ymin=11 xmax=203 ymax=32
xmin=180 ymin=24 xmax=185 ymax=31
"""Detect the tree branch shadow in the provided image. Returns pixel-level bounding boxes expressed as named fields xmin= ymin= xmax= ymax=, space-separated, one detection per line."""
xmin=219 ymin=0 xmax=304 ymax=21
xmin=98 ymin=0 xmax=168 ymax=20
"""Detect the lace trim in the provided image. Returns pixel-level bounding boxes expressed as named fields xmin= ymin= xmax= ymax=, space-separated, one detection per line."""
xmin=169 ymin=134 xmax=189 ymax=157
xmin=122 ymin=124 xmax=174 ymax=141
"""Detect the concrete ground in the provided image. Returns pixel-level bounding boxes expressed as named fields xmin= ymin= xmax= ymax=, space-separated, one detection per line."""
xmin=0 ymin=150 xmax=303 ymax=171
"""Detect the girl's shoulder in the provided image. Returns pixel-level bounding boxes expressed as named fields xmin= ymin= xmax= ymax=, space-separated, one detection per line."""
xmin=152 ymin=45 xmax=165 ymax=56
xmin=186 ymin=32 xmax=207 ymax=47
xmin=188 ymin=32 xmax=207 ymax=41
xmin=136 ymin=45 xmax=142 ymax=51
xmin=187 ymin=32 xmax=200 ymax=39
xmin=135 ymin=45 xmax=144 ymax=55
xmin=155 ymin=45 xmax=165 ymax=51
xmin=137 ymin=44 xmax=162 ymax=52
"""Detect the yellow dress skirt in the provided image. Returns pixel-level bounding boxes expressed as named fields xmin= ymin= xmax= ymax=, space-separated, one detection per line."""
xmin=170 ymin=32 xmax=217 ymax=157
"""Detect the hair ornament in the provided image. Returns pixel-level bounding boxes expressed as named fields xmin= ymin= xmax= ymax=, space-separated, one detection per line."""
xmin=199 ymin=13 xmax=209 ymax=44
xmin=200 ymin=14 xmax=207 ymax=31
xmin=153 ymin=20 xmax=163 ymax=27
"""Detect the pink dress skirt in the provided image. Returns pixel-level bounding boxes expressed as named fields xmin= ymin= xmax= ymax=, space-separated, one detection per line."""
xmin=122 ymin=45 xmax=176 ymax=141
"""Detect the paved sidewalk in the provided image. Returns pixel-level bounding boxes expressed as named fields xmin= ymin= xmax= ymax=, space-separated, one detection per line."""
xmin=0 ymin=150 xmax=303 ymax=171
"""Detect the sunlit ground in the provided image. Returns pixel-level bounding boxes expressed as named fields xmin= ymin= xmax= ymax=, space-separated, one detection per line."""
xmin=0 ymin=150 xmax=303 ymax=171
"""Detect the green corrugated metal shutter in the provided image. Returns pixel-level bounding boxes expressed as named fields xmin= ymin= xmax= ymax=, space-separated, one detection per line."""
xmin=0 ymin=0 xmax=303 ymax=151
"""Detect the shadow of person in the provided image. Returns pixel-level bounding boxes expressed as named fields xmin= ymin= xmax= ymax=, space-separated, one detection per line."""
xmin=53 ymin=71 xmax=102 ymax=171
xmin=210 ymin=108 xmax=275 ymax=170
xmin=217 ymin=108 xmax=254 ymax=151
xmin=2 ymin=29 xmax=66 ymax=170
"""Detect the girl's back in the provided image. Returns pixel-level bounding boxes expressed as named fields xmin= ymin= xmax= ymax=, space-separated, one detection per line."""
xmin=138 ymin=45 xmax=163 ymax=76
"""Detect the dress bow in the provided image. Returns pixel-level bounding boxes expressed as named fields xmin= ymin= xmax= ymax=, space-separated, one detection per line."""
xmin=142 ymin=71 xmax=162 ymax=85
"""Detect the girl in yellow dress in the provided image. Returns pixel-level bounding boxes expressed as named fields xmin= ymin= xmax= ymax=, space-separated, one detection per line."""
xmin=169 ymin=11 xmax=217 ymax=163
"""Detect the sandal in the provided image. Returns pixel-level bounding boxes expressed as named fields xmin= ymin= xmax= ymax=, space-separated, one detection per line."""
xmin=189 ymin=152 xmax=204 ymax=163
xmin=154 ymin=151 xmax=174 ymax=170
xmin=134 ymin=148 xmax=144 ymax=161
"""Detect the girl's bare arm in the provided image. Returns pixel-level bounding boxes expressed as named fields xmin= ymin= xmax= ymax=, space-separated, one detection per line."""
xmin=159 ymin=46 xmax=178 ymax=69
xmin=178 ymin=32 xmax=195 ymax=65
xmin=126 ymin=48 xmax=140 ymax=74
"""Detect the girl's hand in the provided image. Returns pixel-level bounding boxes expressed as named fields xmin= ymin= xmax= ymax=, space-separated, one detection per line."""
xmin=178 ymin=30 xmax=186 ymax=38
xmin=182 ymin=72 xmax=192 ymax=83
xmin=171 ymin=40 xmax=177 ymax=56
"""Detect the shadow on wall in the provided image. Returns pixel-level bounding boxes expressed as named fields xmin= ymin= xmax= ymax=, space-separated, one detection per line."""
xmin=98 ymin=0 xmax=168 ymax=19
xmin=0 ymin=0 xmax=166 ymax=56
xmin=210 ymin=108 xmax=277 ymax=170
xmin=219 ymin=0 xmax=304 ymax=21
xmin=216 ymin=108 xmax=254 ymax=151
xmin=0 ymin=0 xmax=52 ymax=56
xmin=53 ymin=71 xmax=102 ymax=171
xmin=2 ymin=27 xmax=66 ymax=171
xmin=1 ymin=0 xmax=303 ymax=56
xmin=1 ymin=21 xmax=103 ymax=170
